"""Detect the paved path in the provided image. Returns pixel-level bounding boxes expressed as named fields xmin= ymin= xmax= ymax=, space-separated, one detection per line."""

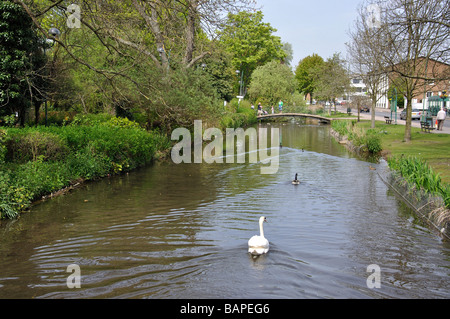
xmin=337 ymin=106 xmax=450 ymax=134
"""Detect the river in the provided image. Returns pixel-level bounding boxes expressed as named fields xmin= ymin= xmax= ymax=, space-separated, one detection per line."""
xmin=0 ymin=121 xmax=449 ymax=299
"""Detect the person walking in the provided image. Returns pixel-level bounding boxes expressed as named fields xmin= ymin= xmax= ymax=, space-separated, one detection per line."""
xmin=271 ymin=105 xmax=274 ymax=114
xmin=257 ymin=103 xmax=262 ymax=116
xmin=278 ymin=100 xmax=283 ymax=113
xmin=436 ymin=107 xmax=446 ymax=131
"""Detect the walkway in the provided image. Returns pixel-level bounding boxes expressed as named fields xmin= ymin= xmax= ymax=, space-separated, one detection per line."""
xmin=336 ymin=106 xmax=450 ymax=134
xmin=257 ymin=113 xmax=331 ymax=123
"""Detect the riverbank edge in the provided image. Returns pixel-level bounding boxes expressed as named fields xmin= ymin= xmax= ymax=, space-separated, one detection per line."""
xmin=0 ymin=123 xmax=171 ymax=220
xmin=330 ymin=127 xmax=450 ymax=240
xmin=1 ymin=111 xmax=258 ymax=221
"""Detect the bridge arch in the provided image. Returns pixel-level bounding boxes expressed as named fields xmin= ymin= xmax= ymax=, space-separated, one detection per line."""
xmin=256 ymin=113 xmax=332 ymax=124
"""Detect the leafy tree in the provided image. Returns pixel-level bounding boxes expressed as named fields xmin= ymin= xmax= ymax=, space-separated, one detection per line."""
xmin=0 ymin=0 xmax=47 ymax=125
xmin=348 ymin=0 xmax=449 ymax=141
xmin=313 ymin=53 xmax=350 ymax=115
xmin=282 ymin=42 xmax=294 ymax=66
xmin=248 ymin=60 xmax=296 ymax=107
xmin=295 ymin=53 xmax=324 ymax=104
xmin=219 ymin=11 xmax=286 ymax=95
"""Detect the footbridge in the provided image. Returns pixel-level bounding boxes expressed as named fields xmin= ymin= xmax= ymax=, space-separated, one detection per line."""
xmin=257 ymin=113 xmax=332 ymax=124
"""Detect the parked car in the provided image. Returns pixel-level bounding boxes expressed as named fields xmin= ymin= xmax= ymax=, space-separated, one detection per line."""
xmin=400 ymin=108 xmax=422 ymax=120
xmin=360 ymin=105 xmax=370 ymax=112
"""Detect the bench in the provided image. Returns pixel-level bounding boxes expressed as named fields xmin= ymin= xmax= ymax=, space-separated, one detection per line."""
xmin=384 ymin=116 xmax=392 ymax=124
xmin=420 ymin=121 xmax=435 ymax=133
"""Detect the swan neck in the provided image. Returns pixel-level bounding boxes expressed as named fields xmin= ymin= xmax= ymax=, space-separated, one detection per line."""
xmin=259 ymin=220 xmax=265 ymax=238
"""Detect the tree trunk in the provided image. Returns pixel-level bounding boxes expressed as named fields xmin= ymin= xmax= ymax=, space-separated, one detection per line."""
xmin=371 ymin=99 xmax=376 ymax=128
xmin=34 ymin=101 xmax=40 ymax=126
xmin=183 ymin=2 xmax=197 ymax=66
xmin=404 ymin=98 xmax=412 ymax=142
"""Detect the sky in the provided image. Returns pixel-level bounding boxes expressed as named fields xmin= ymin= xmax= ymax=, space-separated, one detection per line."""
xmin=255 ymin=0 xmax=364 ymax=68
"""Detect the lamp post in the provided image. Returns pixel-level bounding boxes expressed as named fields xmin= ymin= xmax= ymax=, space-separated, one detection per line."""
xmin=236 ymin=69 xmax=244 ymax=99
xmin=440 ymin=90 xmax=448 ymax=110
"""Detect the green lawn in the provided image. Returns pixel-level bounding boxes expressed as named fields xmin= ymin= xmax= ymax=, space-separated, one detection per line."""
xmin=355 ymin=120 xmax=450 ymax=183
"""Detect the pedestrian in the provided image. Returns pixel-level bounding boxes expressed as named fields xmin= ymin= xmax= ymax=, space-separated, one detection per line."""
xmin=257 ymin=102 xmax=262 ymax=116
xmin=271 ymin=106 xmax=274 ymax=114
xmin=278 ymin=100 xmax=283 ymax=113
xmin=436 ymin=107 xmax=446 ymax=131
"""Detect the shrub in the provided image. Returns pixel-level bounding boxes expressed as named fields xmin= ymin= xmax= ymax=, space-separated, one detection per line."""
xmin=0 ymin=114 xmax=172 ymax=219
xmin=6 ymin=130 xmax=69 ymax=163
xmin=332 ymin=121 xmax=381 ymax=154
xmin=365 ymin=129 xmax=382 ymax=154
xmin=0 ymin=129 xmax=6 ymax=164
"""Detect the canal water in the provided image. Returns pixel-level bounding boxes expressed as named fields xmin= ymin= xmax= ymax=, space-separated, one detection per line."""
xmin=0 ymin=122 xmax=449 ymax=299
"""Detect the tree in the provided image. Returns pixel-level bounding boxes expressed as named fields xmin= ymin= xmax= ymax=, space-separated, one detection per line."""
xmin=0 ymin=0 xmax=47 ymax=125
xmin=313 ymin=53 xmax=350 ymax=115
xmin=15 ymin=0 xmax=260 ymax=128
xmin=294 ymin=54 xmax=324 ymax=104
xmin=347 ymin=3 xmax=388 ymax=128
xmin=219 ymin=11 xmax=286 ymax=96
xmin=348 ymin=0 xmax=450 ymax=141
xmin=248 ymin=60 xmax=296 ymax=107
xmin=282 ymin=42 xmax=294 ymax=66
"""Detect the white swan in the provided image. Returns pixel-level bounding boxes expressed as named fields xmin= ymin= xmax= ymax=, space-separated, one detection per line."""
xmin=292 ymin=173 xmax=300 ymax=185
xmin=248 ymin=216 xmax=269 ymax=255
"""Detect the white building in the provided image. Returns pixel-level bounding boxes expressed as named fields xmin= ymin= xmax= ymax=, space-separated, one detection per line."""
xmin=375 ymin=74 xmax=390 ymax=109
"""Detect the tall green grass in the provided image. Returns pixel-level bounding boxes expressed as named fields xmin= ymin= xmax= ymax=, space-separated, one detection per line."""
xmin=331 ymin=120 xmax=382 ymax=154
xmin=387 ymin=155 xmax=450 ymax=208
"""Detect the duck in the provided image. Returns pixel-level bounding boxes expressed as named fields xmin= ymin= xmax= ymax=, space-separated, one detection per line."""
xmin=292 ymin=173 xmax=300 ymax=185
xmin=248 ymin=216 xmax=269 ymax=255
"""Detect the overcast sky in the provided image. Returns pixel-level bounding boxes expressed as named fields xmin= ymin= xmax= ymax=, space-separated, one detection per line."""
xmin=255 ymin=0 xmax=364 ymax=68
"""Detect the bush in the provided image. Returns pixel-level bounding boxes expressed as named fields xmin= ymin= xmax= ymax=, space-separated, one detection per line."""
xmin=0 ymin=114 xmax=171 ymax=219
xmin=0 ymin=129 xmax=6 ymax=164
xmin=332 ymin=120 xmax=381 ymax=154
xmin=365 ymin=129 xmax=382 ymax=154
xmin=6 ymin=129 xmax=69 ymax=163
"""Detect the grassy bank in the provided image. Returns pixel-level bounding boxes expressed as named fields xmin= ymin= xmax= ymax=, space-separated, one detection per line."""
xmin=0 ymin=114 xmax=171 ymax=219
xmin=355 ymin=120 xmax=450 ymax=183
xmin=331 ymin=119 xmax=450 ymax=208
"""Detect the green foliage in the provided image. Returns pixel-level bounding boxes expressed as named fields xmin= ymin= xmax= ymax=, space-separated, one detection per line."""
xmin=248 ymin=60 xmax=296 ymax=106
xmin=331 ymin=120 xmax=351 ymax=136
xmin=0 ymin=128 xmax=6 ymax=164
xmin=0 ymin=1 xmax=47 ymax=121
xmin=219 ymin=11 xmax=286 ymax=91
xmin=388 ymin=155 xmax=450 ymax=208
xmin=331 ymin=120 xmax=381 ymax=154
xmin=313 ymin=53 xmax=351 ymax=105
xmin=295 ymin=54 xmax=324 ymax=102
xmin=147 ymin=68 xmax=224 ymax=132
xmin=365 ymin=129 xmax=382 ymax=154
xmin=220 ymin=99 xmax=256 ymax=128
xmin=6 ymin=129 xmax=69 ymax=163
xmin=0 ymin=115 xmax=170 ymax=219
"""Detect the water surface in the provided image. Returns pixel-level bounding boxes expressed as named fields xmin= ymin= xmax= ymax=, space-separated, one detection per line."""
xmin=0 ymin=122 xmax=448 ymax=299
